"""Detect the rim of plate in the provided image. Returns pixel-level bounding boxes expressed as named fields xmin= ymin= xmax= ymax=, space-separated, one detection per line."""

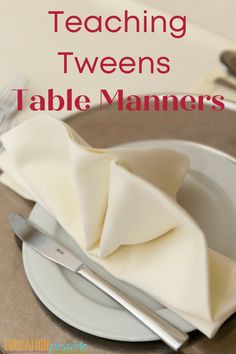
xmin=22 ymin=138 xmax=236 ymax=342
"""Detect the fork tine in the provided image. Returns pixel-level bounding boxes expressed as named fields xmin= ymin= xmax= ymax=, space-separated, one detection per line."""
xmin=1 ymin=75 xmax=26 ymax=93
xmin=1 ymin=89 xmax=17 ymax=107
xmin=0 ymin=77 xmax=16 ymax=101
xmin=0 ymin=75 xmax=27 ymax=140
xmin=0 ymin=76 xmax=27 ymax=107
xmin=4 ymin=88 xmax=19 ymax=106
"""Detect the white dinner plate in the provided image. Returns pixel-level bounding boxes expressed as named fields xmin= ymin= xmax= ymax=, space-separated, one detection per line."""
xmin=23 ymin=139 xmax=236 ymax=341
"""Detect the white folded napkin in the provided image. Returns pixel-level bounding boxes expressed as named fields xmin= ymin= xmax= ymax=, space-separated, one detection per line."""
xmin=1 ymin=115 xmax=236 ymax=338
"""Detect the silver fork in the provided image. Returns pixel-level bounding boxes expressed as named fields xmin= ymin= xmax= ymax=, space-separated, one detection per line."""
xmin=0 ymin=75 xmax=27 ymax=150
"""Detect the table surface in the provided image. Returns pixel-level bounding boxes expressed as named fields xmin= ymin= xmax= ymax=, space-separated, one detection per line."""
xmin=1 ymin=104 xmax=236 ymax=354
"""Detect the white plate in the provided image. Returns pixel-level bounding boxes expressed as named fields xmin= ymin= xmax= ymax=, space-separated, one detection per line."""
xmin=23 ymin=139 xmax=236 ymax=341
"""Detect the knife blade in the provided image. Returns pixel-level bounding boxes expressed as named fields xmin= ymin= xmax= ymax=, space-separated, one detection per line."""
xmin=10 ymin=212 xmax=189 ymax=352
xmin=10 ymin=213 xmax=81 ymax=272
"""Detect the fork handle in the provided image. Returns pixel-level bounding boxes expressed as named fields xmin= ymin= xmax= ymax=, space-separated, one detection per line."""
xmin=76 ymin=265 xmax=189 ymax=351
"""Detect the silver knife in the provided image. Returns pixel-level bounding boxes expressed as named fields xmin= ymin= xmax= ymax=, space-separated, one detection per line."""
xmin=10 ymin=213 xmax=189 ymax=351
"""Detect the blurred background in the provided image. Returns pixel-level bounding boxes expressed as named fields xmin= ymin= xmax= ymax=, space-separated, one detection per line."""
xmin=0 ymin=0 xmax=235 ymax=123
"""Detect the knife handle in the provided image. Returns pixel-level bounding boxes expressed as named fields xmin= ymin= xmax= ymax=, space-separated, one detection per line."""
xmin=76 ymin=265 xmax=189 ymax=351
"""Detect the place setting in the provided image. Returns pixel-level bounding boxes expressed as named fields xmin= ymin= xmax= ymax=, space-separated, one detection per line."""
xmin=1 ymin=84 xmax=236 ymax=353
xmin=1 ymin=1 xmax=236 ymax=354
